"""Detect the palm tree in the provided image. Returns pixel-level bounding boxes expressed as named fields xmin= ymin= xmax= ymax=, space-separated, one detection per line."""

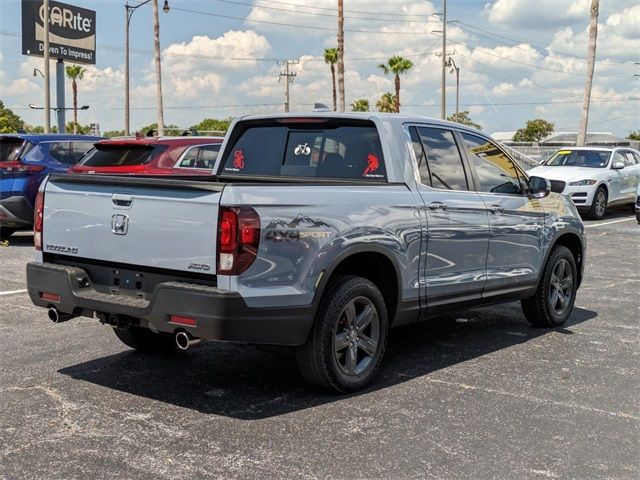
xmin=64 ymin=64 xmax=86 ymax=134
xmin=324 ymin=48 xmax=338 ymax=111
xmin=376 ymin=93 xmax=396 ymax=113
xmin=577 ymin=0 xmax=599 ymax=146
xmin=378 ymin=56 xmax=414 ymax=113
xmin=336 ymin=0 xmax=345 ymax=111
xmin=350 ymin=99 xmax=370 ymax=112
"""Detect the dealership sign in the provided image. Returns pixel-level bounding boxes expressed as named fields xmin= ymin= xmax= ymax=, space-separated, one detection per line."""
xmin=21 ymin=0 xmax=96 ymax=64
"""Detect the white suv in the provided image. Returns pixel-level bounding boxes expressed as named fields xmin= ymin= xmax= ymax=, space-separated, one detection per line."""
xmin=529 ymin=147 xmax=640 ymax=219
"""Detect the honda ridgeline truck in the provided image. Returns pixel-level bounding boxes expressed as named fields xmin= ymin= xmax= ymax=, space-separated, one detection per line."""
xmin=26 ymin=114 xmax=586 ymax=392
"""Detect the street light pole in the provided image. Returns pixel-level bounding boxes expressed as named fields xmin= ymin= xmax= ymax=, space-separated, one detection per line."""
xmin=43 ymin=0 xmax=51 ymax=133
xmin=124 ymin=0 xmax=169 ymax=136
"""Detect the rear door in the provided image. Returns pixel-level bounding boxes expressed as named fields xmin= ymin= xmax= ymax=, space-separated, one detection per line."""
xmin=409 ymin=126 xmax=490 ymax=308
xmin=459 ymin=132 xmax=545 ymax=295
xmin=43 ymin=176 xmax=223 ymax=273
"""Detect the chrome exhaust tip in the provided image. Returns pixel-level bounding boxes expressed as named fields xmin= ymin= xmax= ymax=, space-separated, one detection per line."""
xmin=175 ymin=331 xmax=202 ymax=350
xmin=48 ymin=307 xmax=75 ymax=323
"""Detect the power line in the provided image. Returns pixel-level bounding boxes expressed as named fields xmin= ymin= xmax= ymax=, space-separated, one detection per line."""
xmin=170 ymin=6 xmax=435 ymax=35
xmin=210 ymin=0 xmax=440 ymax=23
xmin=246 ymin=0 xmax=435 ymax=17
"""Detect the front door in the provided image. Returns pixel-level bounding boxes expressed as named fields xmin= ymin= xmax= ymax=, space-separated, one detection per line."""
xmin=408 ymin=126 xmax=490 ymax=309
xmin=459 ymin=132 xmax=545 ymax=296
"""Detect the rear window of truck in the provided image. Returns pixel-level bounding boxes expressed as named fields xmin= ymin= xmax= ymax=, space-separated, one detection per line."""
xmin=79 ymin=144 xmax=167 ymax=167
xmin=221 ymin=120 xmax=386 ymax=181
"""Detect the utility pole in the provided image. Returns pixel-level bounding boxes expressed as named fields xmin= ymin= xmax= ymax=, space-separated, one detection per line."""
xmin=152 ymin=0 xmax=165 ymax=136
xmin=279 ymin=60 xmax=298 ymax=113
xmin=577 ymin=0 xmax=599 ymax=147
xmin=440 ymin=0 xmax=447 ymax=120
xmin=337 ymin=0 xmax=345 ymax=112
xmin=43 ymin=0 xmax=51 ymax=133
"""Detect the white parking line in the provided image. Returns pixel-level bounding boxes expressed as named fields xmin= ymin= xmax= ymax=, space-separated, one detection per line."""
xmin=585 ymin=218 xmax=636 ymax=228
xmin=0 ymin=289 xmax=28 ymax=296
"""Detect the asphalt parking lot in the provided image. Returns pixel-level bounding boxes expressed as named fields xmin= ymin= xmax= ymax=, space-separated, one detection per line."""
xmin=0 ymin=211 xmax=638 ymax=480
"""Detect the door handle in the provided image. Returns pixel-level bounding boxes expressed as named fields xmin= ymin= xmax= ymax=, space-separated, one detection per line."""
xmin=428 ymin=201 xmax=448 ymax=211
xmin=488 ymin=204 xmax=504 ymax=214
xmin=112 ymin=193 xmax=133 ymax=208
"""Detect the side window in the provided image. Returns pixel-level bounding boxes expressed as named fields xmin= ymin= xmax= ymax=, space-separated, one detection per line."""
xmin=48 ymin=142 xmax=72 ymax=164
xmin=461 ymin=133 xmax=523 ymax=195
xmin=409 ymin=127 xmax=430 ymax=185
xmin=178 ymin=147 xmax=199 ymax=168
xmin=70 ymin=142 xmax=94 ymax=164
xmin=198 ymin=144 xmax=220 ymax=169
xmin=416 ymin=127 xmax=468 ymax=191
xmin=623 ymin=151 xmax=636 ymax=167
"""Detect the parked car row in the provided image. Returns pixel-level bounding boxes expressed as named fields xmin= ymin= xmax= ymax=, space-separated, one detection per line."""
xmin=0 ymin=134 xmax=223 ymax=238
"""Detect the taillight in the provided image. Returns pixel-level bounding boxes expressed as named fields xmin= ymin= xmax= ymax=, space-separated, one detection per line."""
xmin=217 ymin=206 xmax=260 ymax=275
xmin=0 ymin=161 xmax=45 ymax=173
xmin=34 ymin=189 xmax=45 ymax=251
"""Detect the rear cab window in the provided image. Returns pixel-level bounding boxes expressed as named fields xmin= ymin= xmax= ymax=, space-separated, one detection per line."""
xmin=220 ymin=119 xmax=386 ymax=181
xmin=79 ymin=144 xmax=167 ymax=167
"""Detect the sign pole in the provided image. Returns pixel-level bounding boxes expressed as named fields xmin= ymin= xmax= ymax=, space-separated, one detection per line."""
xmin=43 ymin=0 xmax=51 ymax=133
xmin=56 ymin=58 xmax=66 ymax=133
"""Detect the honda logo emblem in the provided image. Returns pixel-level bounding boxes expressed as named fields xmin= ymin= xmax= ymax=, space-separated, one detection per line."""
xmin=111 ymin=214 xmax=129 ymax=235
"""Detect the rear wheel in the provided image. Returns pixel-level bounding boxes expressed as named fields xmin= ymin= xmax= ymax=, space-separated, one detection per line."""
xmin=113 ymin=326 xmax=176 ymax=353
xmin=587 ymin=187 xmax=607 ymax=220
xmin=0 ymin=227 xmax=16 ymax=240
xmin=296 ymin=276 xmax=388 ymax=392
xmin=522 ymin=246 xmax=577 ymax=327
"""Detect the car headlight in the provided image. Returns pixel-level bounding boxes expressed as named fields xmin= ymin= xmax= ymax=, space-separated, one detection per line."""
xmin=568 ymin=179 xmax=597 ymax=186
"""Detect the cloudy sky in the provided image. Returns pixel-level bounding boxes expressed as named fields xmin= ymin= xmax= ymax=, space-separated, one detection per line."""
xmin=0 ymin=0 xmax=638 ymax=136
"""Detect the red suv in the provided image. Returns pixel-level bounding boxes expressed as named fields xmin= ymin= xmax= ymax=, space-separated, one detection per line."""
xmin=71 ymin=136 xmax=224 ymax=175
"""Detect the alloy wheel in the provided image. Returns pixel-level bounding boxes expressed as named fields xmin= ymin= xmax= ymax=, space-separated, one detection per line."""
xmin=548 ymin=258 xmax=574 ymax=316
xmin=595 ymin=191 xmax=606 ymax=217
xmin=333 ymin=296 xmax=380 ymax=376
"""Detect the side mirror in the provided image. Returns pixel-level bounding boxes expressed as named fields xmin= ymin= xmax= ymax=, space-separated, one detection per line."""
xmin=612 ymin=161 xmax=625 ymax=170
xmin=528 ymin=176 xmax=551 ymax=198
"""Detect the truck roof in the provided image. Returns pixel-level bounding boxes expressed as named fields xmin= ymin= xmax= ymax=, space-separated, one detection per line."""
xmin=236 ymin=112 xmax=483 ymax=134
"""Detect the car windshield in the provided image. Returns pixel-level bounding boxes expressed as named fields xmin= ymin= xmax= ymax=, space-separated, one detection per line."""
xmin=79 ymin=144 xmax=167 ymax=167
xmin=545 ymin=149 xmax=610 ymax=168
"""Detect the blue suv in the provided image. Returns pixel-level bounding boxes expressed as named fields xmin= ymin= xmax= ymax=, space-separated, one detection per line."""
xmin=0 ymin=134 xmax=102 ymax=239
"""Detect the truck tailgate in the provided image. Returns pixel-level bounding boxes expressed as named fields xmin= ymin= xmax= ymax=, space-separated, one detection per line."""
xmin=42 ymin=175 xmax=223 ymax=274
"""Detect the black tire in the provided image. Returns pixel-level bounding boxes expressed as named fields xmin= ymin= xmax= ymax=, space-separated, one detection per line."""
xmin=587 ymin=187 xmax=607 ymax=220
xmin=113 ymin=326 xmax=176 ymax=353
xmin=522 ymin=246 xmax=577 ymax=327
xmin=296 ymin=276 xmax=388 ymax=393
xmin=0 ymin=227 xmax=16 ymax=240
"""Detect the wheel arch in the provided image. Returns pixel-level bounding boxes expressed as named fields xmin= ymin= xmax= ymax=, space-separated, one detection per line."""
xmin=548 ymin=232 xmax=584 ymax=287
xmin=313 ymin=245 xmax=402 ymax=326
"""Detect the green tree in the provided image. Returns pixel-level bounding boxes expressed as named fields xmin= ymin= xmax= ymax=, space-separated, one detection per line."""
xmin=66 ymin=122 xmax=92 ymax=134
xmin=323 ymin=48 xmax=339 ymax=111
xmin=376 ymin=92 xmax=396 ymax=113
xmin=65 ymin=64 xmax=87 ymax=134
xmin=190 ymin=118 xmax=231 ymax=134
xmin=377 ymin=56 xmax=414 ymax=113
xmin=139 ymin=122 xmax=179 ymax=136
xmin=350 ymin=99 xmax=370 ymax=112
xmin=103 ymin=130 xmax=126 ymax=138
xmin=0 ymin=100 xmax=25 ymax=133
xmin=24 ymin=124 xmax=44 ymax=133
xmin=512 ymin=118 xmax=554 ymax=142
xmin=627 ymin=130 xmax=640 ymax=141
xmin=447 ymin=111 xmax=482 ymax=130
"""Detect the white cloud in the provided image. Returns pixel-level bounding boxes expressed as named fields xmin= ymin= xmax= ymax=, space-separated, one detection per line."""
xmin=484 ymin=0 xmax=588 ymax=28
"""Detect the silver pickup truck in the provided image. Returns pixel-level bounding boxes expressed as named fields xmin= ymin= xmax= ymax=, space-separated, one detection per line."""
xmin=26 ymin=113 xmax=586 ymax=392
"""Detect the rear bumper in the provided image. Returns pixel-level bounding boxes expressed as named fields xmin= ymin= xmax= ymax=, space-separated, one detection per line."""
xmin=0 ymin=196 xmax=33 ymax=227
xmin=26 ymin=262 xmax=314 ymax=346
